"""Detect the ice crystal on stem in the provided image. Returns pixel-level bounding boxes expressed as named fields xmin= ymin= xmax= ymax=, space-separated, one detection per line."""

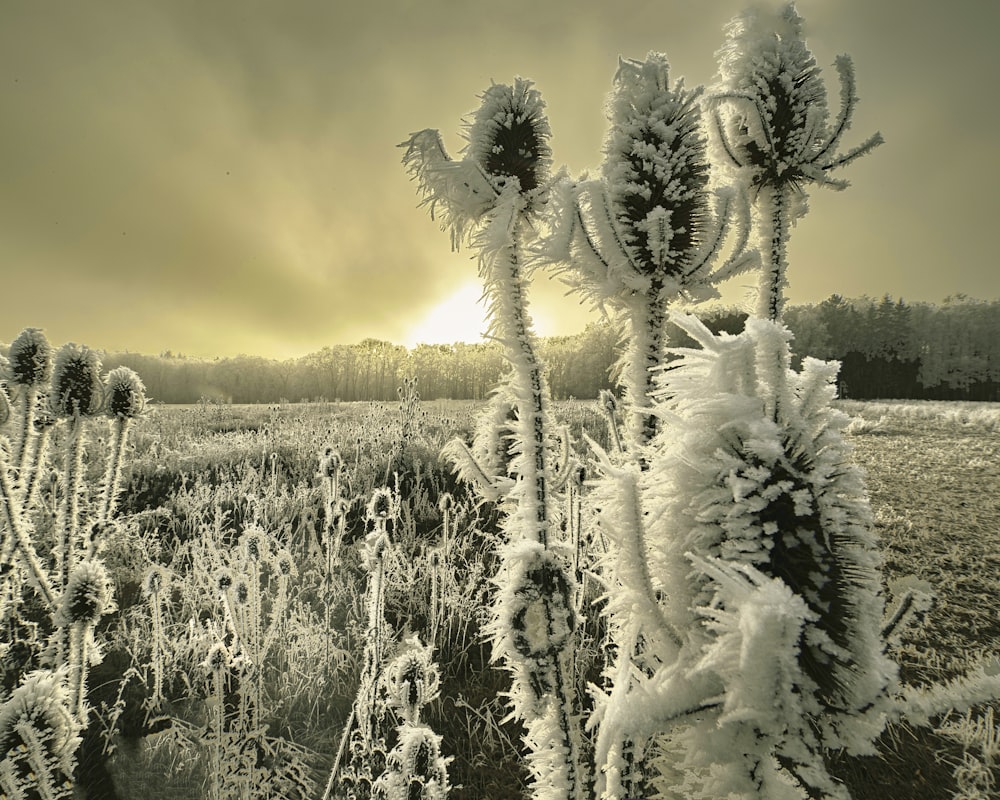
xmin=402 ymin=79 xmax=584 ymax=800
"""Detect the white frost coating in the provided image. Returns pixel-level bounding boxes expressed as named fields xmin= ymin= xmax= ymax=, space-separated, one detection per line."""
xmin=539 ymin=52 xmax=756 ymax=450
xmin=402 ymin=79 xmax=583 ymax=800
xmin=593 ymin=312 xmax=895 ymax=798
xmin=708 ymin=3 xmax=883 ymax=320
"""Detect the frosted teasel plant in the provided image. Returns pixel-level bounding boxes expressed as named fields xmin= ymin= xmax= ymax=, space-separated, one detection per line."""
xmin=373 ymin=635 xmax=451 ymax=800
xmin=583 ymin=9 xmax=1000 ymax=798
xmin=0 ymin=669 xmax=81 ymax=800
xmin=325 ymin=486 xmax=398 ymax=800
xmin=401 ymin=79 xmax=585 ymax=800
xmin=541 ymin=53 xmax=756 ymax=451
xmin=0 ymin=330 xmax=146 ymax=797
xmin=590 ymin=312 xmax=1000 ymax=800
xmin=193 ymin=525 xmax=308 ymax=800
xmin=708 ymin=2 xmax=883 ymax=321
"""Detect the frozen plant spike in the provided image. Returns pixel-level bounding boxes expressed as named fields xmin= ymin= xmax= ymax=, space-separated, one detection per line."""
xmin=541 ymin=52 xmax=756 ymax=448
xmin=710 ymin=3 xmax=883 ymax=320
xmin=402 ymin=76 xmax=582 ymax=800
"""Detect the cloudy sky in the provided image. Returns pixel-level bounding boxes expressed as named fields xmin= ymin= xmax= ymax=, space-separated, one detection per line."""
xmin=2 ymin=1 xmax=997 ymax=359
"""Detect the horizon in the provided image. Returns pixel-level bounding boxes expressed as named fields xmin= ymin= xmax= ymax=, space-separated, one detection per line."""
xmin=2 ymin=0 xmax=998 ymax=360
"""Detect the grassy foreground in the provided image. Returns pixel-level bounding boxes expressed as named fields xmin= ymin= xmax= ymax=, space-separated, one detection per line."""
xmin=91 ymin=399 xmax=1000 ymax=800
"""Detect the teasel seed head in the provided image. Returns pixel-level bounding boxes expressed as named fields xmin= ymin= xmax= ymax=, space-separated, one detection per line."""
xmin=7 ymin=327 xmax=53 ymax=387
xmin=241 ymin=527 xmax=266 ymax=562
xmin=465 ymin=78 xmax=552 ymax=207
xmin=603 ymin=52 xmax=710 ymax=284
xmin=215 ymin=567 xmax=234 ymax=593
xmin=319 ymin=446 xmax=342 ymax=478
xmin=105 ymin=366 xmax=146 ymax=419
xmin=272 ymin=548 xmax=297 ymax=579
xmin=142 ymin=565 xmax=167 ymax=599
xmin=59 ymin=559 xmax=114 ymax=626
xmin=233 ymin=579 xmax=250 ymax=606
xmin=204 ymin=642 xmax=230 ymax=674
xmin=0 ymin=669 xmax=80 ymax=761
xmin=50 ymin=343 xmax=103 ymax=417
xmin=367 ymin=487 xmax=396 ymax=522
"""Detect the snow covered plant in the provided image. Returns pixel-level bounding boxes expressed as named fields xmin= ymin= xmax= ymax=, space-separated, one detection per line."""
xmin=543 ymin=52 xmax=755 ymax=450
xmin=591 ymin=314 xmax=1000 ymax=800
xmin=584 ymin=9 xmax=999 ymax=798
xmin=374 ymin=636 xmax=451 ymax=800
xmin=401 ymin=80 xmax=584 ymax=800
xmin=0 ymin=329 xmax=146 ymax=796
xmin=709 ymin=3 xmax=883 ymax=321
xmin=325 ymin=487 xmax=398 ymax=800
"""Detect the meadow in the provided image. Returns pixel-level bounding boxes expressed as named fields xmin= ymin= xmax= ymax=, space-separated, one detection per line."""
xmin=73 ymin=397 xmax=1000 ymax=800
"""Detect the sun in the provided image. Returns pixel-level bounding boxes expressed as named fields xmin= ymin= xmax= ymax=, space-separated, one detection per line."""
xmin=403 ymin=282 xmax=490 ymax=348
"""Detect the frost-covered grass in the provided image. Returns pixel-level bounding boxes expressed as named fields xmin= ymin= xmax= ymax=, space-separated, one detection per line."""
xmin=832 ymin=399 xmax=1000 ymax=799
xmin=6 ymin=397 xmax=993 ymax=799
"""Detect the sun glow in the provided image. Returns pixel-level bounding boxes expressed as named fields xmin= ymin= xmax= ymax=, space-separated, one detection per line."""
xmin=403 ymin=282 xmax=490 ymax=348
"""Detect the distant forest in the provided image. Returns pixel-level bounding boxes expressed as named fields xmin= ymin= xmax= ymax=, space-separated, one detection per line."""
xmin=10 ymin=295 xmax=996 ymax=404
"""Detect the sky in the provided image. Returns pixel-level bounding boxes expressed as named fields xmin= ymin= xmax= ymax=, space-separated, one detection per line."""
xmin=1 ymin=0 xmax=997 ymax=360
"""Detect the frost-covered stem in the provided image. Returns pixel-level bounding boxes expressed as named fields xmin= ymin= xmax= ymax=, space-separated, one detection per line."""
xmin=0 ymin=452 xmax=56 ymax=609
xmin=755 ymin=184 xmax=791 ymax=322
xmin=491 ymin=229 xmax=550 ymax=546
xmin=67 ymin=621 xmax=89 ymax=721
xmin=430 ymin=552 xmax=440 ymax=648
xmin=14 ymin=385 xmax=38 ymax=478
xmin=150 ymin=592 xmax=164 ymax=709
xmin=21 ymin=424 xmax=51 ymax=511
xmin=210 ymin=667 xmax=225 ymax=800
xmin=57 ymin=414 xmax=85 ymax=591
xmin=624 ymin=286 xmax=667 ymax=449
xmin=98 ymin=416 xmax=130 ymax=524
xmin=486 ymin=209 xmax=582 ymax=800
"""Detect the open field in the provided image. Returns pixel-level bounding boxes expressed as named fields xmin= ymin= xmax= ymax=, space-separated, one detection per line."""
xmin=8 ymin=398 xmax=1000 ymax=799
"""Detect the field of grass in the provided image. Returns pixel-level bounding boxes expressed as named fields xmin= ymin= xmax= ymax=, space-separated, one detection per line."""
xmin=57 ymin=399 xmax=1000 ymax=799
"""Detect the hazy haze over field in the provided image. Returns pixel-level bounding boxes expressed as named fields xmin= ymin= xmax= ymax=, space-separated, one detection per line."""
xmin=1 ymin=0 xmax=997 ymax=358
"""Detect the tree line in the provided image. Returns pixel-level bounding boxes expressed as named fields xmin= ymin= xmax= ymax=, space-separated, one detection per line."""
xmin=5 ymin=295 xmax=996 ymax=404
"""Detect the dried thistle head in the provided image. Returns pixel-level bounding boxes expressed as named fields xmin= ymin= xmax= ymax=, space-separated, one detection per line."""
xmin=59 ymin=560 xmax=114 ymax=626
xmin=602 ymin=53 xmax=710 ymax=285
xmin=7 ymin=327 xmax=53 ymax=388
xmin=50 ymin=343 xmax=103 ymax=417
xmin=105 ymin=366 xmax=146 ymax=419
xmin=711 ymin=3 xmax=882 ymax=197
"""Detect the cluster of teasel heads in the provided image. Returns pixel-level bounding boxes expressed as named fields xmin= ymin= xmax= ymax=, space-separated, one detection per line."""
xmin=373 ymin=637 xmax=451 ymax=800
xmin=402 ymin=4 xmax=1000 ymax=800
xmin=0 ymin=327 xmax=146 ymax=797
